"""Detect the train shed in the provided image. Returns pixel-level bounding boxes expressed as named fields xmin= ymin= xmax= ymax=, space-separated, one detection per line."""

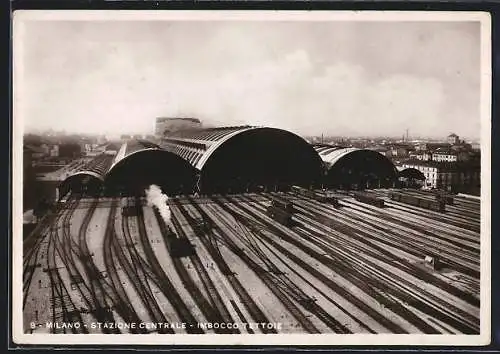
xmin=104 ymin=139 xmax=199 ymax=196
xmin=162 ymin=126 xmax=324 ymax=194
xmin=314 ymin=145 xmax=398 ymax=189
xmin=397 ymin=167 xmax=426 ymax=188
xmin=58 ymin=153 xmax=113 ymax=199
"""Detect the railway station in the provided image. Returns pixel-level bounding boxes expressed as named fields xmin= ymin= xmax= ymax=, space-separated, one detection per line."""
xmin=23 ymin=126 xmax=481 ymax=336
xmin=58 ymin=126 xmax=401 ymax=199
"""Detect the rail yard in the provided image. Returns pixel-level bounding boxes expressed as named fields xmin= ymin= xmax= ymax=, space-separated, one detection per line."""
xmin=23 ymin=188 xmax=481 ymax=335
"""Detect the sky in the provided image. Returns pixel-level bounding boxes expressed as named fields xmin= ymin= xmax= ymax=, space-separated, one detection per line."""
xmin=18 ymin=17 xmax=483 ymax=140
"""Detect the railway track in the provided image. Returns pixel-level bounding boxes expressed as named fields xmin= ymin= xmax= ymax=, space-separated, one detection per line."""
xmin=75 ymin=197 xmax=121 ymax=333
xmin=383 ymin=200 xmax=480 ymax=233
xmin=165 ymin=202 xmax=239 ymax=334
xmin=24 ymin=189 xmax=482 ymax=335
xmin=343 ymin=197 xmax=479 ymax=245
xmin=132 ymin=198 xmax=203 ymax=333
xmin=373 ymin=190 xmax=481 ymax=226
xmin=286 ymin=194 xmax=480 ymax=298
xmin=279 ymin=192 xmax=480 ymax=284
xmin=46 ymin=224 xmax=87 ymax=333
xmin=203 ymin=196 xmax=356 ymax=334
xmin=293 ymin=196 xmax=480 ymax=278
xmin=101 ymin=199 xmax=148 ymax=334
xmin=43 ymin=196 xmax=88 ymax=334
xmin=51 ymin=196 xmax=119 ymax=333
xmin=234 ymin=194 xmax=479 ymax=334
xmin=117 ymin=198 xmax=174 ymax=334
xmin=198 ymin=204 xmax=321 ymax=333
xmin=402 ymin=190 xmax=480 ymax=215
xmin=288 ymin=211 xmax=479 ymax=334
xmin=379 ymin=202 xmax=480 ymax=241
xmin=212 ymin=197 xmax=410 ymax=333
xmin=23 ymin=201 xmax=74 ymax=306
xmin=177 ymin=198 xmax=278 ymax=334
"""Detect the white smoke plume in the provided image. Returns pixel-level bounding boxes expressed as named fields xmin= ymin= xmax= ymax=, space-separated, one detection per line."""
xmin=145 ymin=184 xmax=171 ymax=223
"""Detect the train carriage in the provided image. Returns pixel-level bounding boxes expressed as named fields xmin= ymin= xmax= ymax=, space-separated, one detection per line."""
xmin=291 ymin=185 xmax=340 ymax=207
xmin=390 ymin=192 xmax=445 ymax=212
xmin=352 ymin=191 xmax=385 ymax=208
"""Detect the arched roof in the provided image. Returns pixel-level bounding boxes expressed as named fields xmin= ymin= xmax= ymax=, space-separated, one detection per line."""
xmin=313 ymin=145 xmax=398 ymax=188
xmin=162 ymin=126 xmax=324 ymax=192
xmin=105 ymin=139 xmax=198 ymax=194
xmin=313 ymin=145 xmax=396 ymax=169
xmin=161 ymin=126 xmax=253 ymax=169
xmin=163 ymin=126 xmax=323 ymax=170
xmin=314 ymin=144 xmax=350 ymax=157
xmin=316 ymin=147 xmax=363 ymax=167
xmin=194 ymin=127 xmax=259 ymax=170
xmin=58 ymin=154 xmax=114 ymax=197
xmin=399 ymin=167 xmax=426 ymax=180
xmin=108 ymin=139 xmax=162 ymax=171
xmin=65 ymin=170 xmax=104 ymax=182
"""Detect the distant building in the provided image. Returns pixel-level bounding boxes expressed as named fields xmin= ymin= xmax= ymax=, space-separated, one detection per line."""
xmin=451 ymin=142 xmax=473 ymax=152
xmin=49 ymin=145 xmax=59 ymax=157
xmin=401 ymin=160 xmax=480 ymax=193
xmin=24 ymin=145 xmax=46 ymax=160
xmin=432 ymin=148 xmax=470 ymax=163
xmin=155 ymin=117 xmax=202 ymax=137
xmin=416 ymin=142 xmax=451 ymax=152
xmin=386 ymin=143 xmax=413 ymax=158
xmin=409 ymin=151 xmax=432 ymax=161
xmin=40 ymin=144 xmax=50 ymax=156
xmin=447 ymin=133 xmax=460 ymax=145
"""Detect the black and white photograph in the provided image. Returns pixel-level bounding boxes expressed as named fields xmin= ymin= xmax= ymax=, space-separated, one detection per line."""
xmin=12 ymin=10 xmax=491 ymax=346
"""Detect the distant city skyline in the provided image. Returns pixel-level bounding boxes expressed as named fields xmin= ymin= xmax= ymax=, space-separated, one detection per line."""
xmin=18 ymin=15 xmax=483 ymax=140
xmin=24 ymin=128 xmax=478 ymax=145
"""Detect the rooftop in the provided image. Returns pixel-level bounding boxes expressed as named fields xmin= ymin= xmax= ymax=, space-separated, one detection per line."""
xmin=433 ymin=148 xmax=457 ymax=155
xmin=401 ymin=159 xmax=479 ymax=170
xmin=157 ymin=117 xmax=202 ymax=124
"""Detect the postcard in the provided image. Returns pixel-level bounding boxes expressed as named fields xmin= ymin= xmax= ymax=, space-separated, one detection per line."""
xmin=12 ymin=9 xmax=491 ymax=346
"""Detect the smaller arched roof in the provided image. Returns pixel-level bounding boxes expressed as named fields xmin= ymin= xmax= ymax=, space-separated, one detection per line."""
xmin=313 ymin=145 xmax=396 ymax=170
xmin=105 ymin=140 xmax=199 ymax=194
xmin=313 ymin=144 xmax=350 ymax=157
xmin=315 ymin=147 xmax=363 ymax=167
xmin=65 ymin=170 xmax=104 ymax=182
xmin=58 ymin=154 xmax=114 ymax=198
xmin=399 ymin=168 xmax=426 ymax=180
xmin=313 ymin=145 xmax=398 ymax=188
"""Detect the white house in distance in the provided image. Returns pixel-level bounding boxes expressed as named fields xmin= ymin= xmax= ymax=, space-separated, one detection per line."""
xmin=431 ymin=148 xmax=470 ymax=163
